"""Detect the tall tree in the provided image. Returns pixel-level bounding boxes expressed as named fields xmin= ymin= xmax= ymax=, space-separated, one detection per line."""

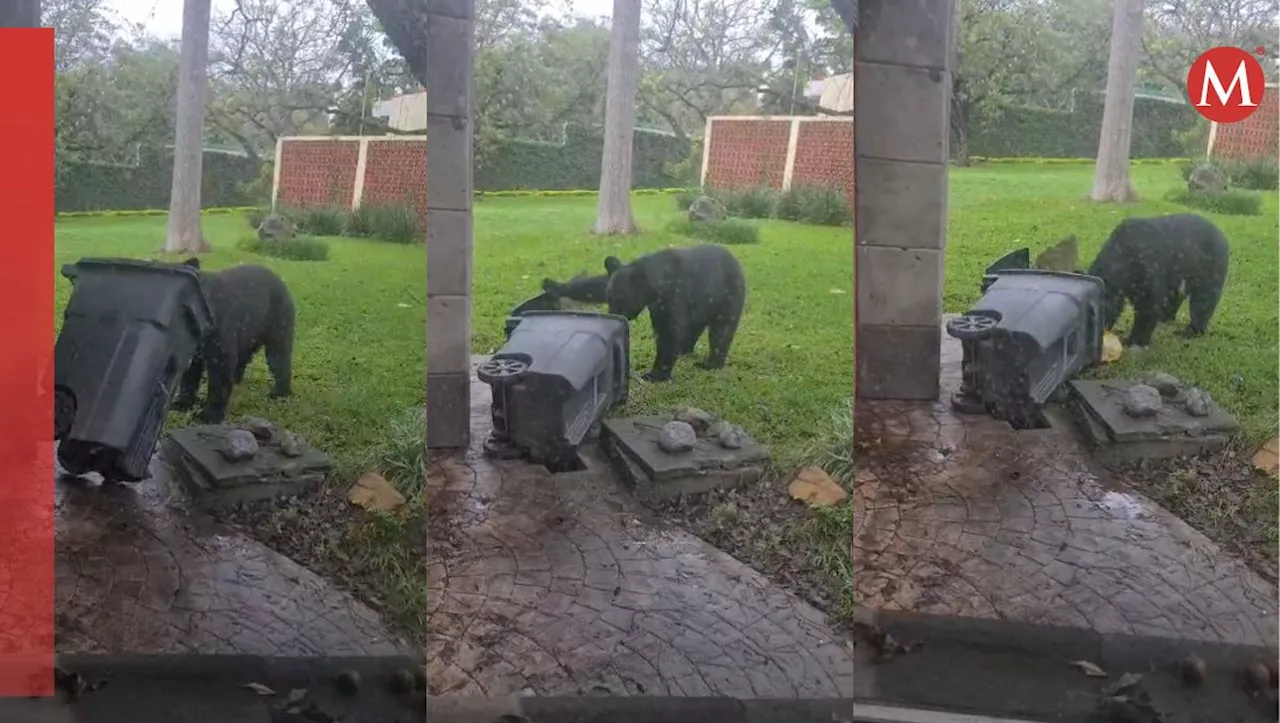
xmin=1091 ymin=0 xmax=1144 ymax=202
xmin=592 ymin=0 xmax=642 ymax=236
xmin=165 ymin=0 xmax=214 ymax=253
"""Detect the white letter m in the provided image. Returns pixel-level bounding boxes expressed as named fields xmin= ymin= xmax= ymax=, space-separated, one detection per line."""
xmin=1196 ymin=59 xmax=1258 ymax=107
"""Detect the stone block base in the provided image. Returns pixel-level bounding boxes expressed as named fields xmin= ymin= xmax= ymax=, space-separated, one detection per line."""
xmin=856 ymin=324 xmax=940 ymax=400
xmin=600 ymin=415 xmax=770 ymax=506
xmin=162 ymin=425 xmax=331 ymax=508
xmin=427 ymin=373 xmax=469 ymax=449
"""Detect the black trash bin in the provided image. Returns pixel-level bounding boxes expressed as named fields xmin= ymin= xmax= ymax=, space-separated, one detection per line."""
xmin=947 ymin=252 xmax=1105 ymax=429
xmin=504 ymin=292 xmax=563 ymax=338
xmin=55 ymin=258 xmax=214 ymax=481
xmin=478 ymin=310 xmax=630 ymax=470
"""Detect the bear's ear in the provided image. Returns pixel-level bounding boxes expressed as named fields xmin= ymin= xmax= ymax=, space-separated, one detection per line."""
xmin=604 ymin=256 xmax=622 ymax=276
xmin=182 ymin=257 xmax=201 ymax=269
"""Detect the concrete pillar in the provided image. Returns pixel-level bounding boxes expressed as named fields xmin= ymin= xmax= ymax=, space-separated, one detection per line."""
xmin=425 ymin=0 xmax=474 ymax=449
xmin=854 ymin=0 xmax=954 ymax=400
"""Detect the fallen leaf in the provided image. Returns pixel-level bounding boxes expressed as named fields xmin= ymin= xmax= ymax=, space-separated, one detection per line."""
xmin=1070 ymin=660 xmax=1108 ymax=677
xmin=788 ymin=467 xmax=848 ymax=506
xmin=347 ymin=472 xmax=407 ymax=511
xmin=1251 ymin=437 xmax=1279 ymax=477
xmin=242 ymin=682 xmax=276 ymax=696
xmin=828 ymin=288 xmax=846 ymax=294
xmin=286 ymin=688 xmax=308 ymax=704
xmin=1103 ymin=672 xmax=1142 ymax=696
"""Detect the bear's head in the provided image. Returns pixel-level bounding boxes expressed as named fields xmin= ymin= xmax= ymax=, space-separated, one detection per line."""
xmin=603 ymin=255 xmax=651 ymax=320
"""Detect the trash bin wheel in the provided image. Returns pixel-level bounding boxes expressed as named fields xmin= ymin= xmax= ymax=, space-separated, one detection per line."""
xmin=947 ymin=314 xmax=999 ymax=341
xmin=477 ymin=357 xmax=529 ymax=385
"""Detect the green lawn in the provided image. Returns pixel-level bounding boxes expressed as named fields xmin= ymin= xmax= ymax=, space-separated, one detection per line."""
xmin=55 ymin=213 xmax=427 ymax=470
xmin=472 ymin=194 xmax=855 ymax=468
xmin=946 ymin=163 xmax=1279 ymax=445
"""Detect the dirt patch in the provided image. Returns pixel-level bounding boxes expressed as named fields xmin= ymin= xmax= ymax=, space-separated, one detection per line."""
xmin=1105 ymin=447 xmax=1278 ymax=585
xmin=656 ymin=471 xmax=854 ymax=634
xmin=212 ymin=482 xmax=428 ymax=645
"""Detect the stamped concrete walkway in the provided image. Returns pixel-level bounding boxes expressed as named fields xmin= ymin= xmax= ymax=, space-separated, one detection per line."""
xmin=854 ymin=325 xmax=1279 ymax=646
xmin=54 ymin=445 xmax=407 ymax=655
xmin=424 ymin=360 xmax=854 ymax=697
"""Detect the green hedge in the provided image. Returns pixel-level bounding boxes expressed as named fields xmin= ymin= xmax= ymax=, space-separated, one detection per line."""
xmin=964 ymin=96 xmax=1200 ymax=159
xmin=474 ymin=124 xmax=690 ymax=192
xmin=56 ymin=149 xmax=262 ymax=213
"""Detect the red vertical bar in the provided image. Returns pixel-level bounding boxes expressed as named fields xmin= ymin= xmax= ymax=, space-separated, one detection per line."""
xmin=0 ymin=28 xmax=55 ymax=697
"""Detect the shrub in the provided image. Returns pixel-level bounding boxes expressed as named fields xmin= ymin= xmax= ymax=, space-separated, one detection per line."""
xmin=237 ymin=233 xmax=330 ymax=261
xmin=345 ymin=204 xmax=376 ymax=237
xmin=796 ymin=186 xmax=852 ymax=226
xmin=665 ymin=217 xmax=761 ymax=245
xmin=244 ymin=207 xmax=268 ymax=230
xmin=1165 ymin=188 xmax=1263 ymax=216
xmin=237 ymin=161 xmax=274 ymax=206
xmin=1223 ymin=159 xmax=1279 ymax=191
xmin=775 ymin=187 xmax=805 ymax=221
xmin=716 ymin=186 xmax=777 ymax=219
xmin=282 ymin=205 xmax=348 ymax=236
xmin=674 ymin=188 xmax=700 ymax=211
xmin=1179 ymin=158 xmax=1280 ymax=191
xmin=361 ymin=204 xmax=423 ymax=244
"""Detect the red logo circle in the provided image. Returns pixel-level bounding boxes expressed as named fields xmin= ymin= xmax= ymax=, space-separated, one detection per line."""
xmin=1187 ymin=46 xmax=1267 ymax=123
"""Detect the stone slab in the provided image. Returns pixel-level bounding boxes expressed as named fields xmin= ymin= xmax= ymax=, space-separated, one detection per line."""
xmin=601 ymin=415 xmax=770 ymax=481
xmin=602 ymin=434 xmax=763 ymax=504
xmin=1069 ymin=379 xmax=1239 ymax=442
xmin=162 ymin=425 xmax=331 ymax=506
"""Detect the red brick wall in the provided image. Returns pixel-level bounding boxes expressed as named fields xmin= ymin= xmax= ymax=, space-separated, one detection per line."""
xmin=361 ymin=139 xmax=427 ymax=231
xmin=704 ymin=119 xmax=792 ymax=190
xmin=791 ymin=120 xmax=855 ymax=208
xmin=703 ymin=117 xmax=854 ymax=204
xmin=1209 ymin=87 xmax=1279 ymax=163
xmin=276 ymin=139 xmax=360 ymax=209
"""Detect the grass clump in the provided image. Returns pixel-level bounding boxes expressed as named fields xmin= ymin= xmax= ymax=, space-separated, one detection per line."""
xmin=1165 ymin=187 xmax=1263 ymax=216
xmin=717 ymin=186 xmax=778 ymax=219
xmin=1180 ymin=158 xmax=1279 ymax=191
xmin=665 ymin=217 xmax=761 ymax=245
xmin=244 ymin=207 xmax=268 ymax=230
xmin=795 ymin=185 xmax=852 ymax=226
xmin=358 ymin=204 xmax=423 ymax=244
xmin=237 ymin=233 xmax=331 ymax=261
xmin=675 ymin=184 xmax=852 ymax=227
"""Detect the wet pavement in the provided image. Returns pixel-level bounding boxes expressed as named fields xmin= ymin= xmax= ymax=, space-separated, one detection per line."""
xmin=854 ymin=325 xmax=1279 ymax=646
xmin=55 ymin=445 xmax=409 ymax=655
xmin=424 ymin=360 xmax=854 ymax=697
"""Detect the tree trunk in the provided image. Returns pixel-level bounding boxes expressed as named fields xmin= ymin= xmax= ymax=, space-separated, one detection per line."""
xmin=164 ymin=0 xmax=214 ymax=254
xmin=0 ymin=1 xmax=39 ymax=27
xmin=1090 ymin=0 xmax=1144 ymax=203
xmin=591 ymin=0 xmax=642 ymax=236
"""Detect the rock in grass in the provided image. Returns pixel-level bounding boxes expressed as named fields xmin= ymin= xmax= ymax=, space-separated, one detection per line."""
xmin=1121 ymin=384 xmax=1162 ymax=418
xmin=1182 ymin=387 xmax=1212 ymax=417
xmin=687 ymin=195 xmax=727 ymax=224
xmin=219 ymin=429 xmax=259 ymax=461
xmin=673 ymin=405 xmax=717 ymax=434
xmin=658 ymin=421 xmax=697 ymax=453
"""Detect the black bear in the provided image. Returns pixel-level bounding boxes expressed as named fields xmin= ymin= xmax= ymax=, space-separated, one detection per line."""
xmin=171 ymin=258 xmax=296 ymax=423
xmin=603 ymin=244 xmax=746 ymax=382
xmin=1087 ymin=213 xmax=1229 ymax=348
xmin=541 ymin=273 xmax=609 ymax=304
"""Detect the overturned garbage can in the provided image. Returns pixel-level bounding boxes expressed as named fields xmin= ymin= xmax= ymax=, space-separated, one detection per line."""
xmin=947 ymin=249 xmax=1105 ymax=429
xmin=55 ymin=258 xmax=214 ymax=482
xmin=479 ymin=310 xmax=630 ymax=471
